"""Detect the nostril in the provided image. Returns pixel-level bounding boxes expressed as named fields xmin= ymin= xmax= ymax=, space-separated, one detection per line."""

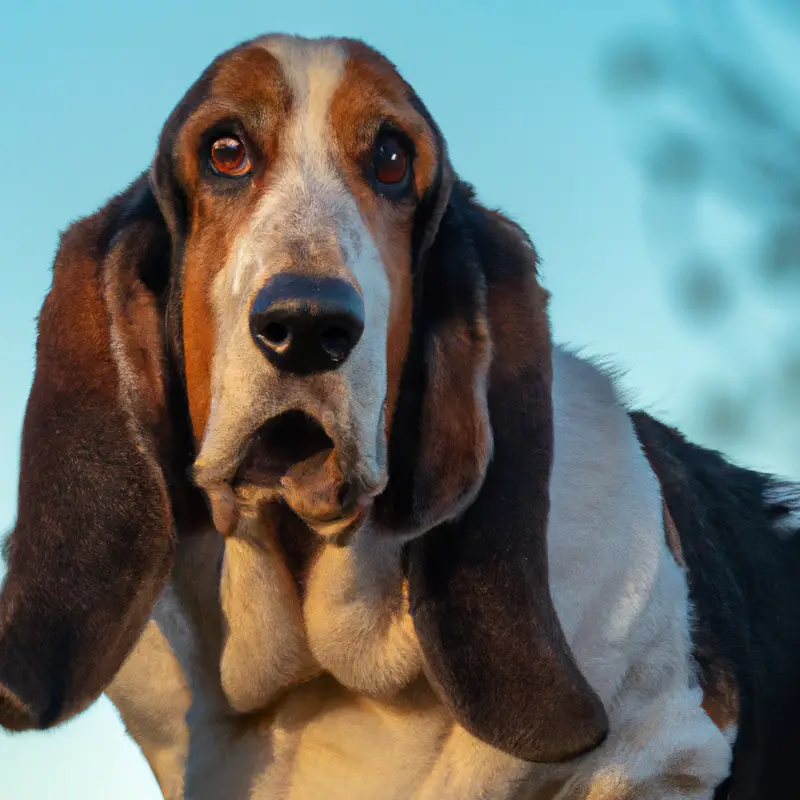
xmin=261 ymin=322 xmax=290 ymax=349
xmin=337 ymin=480 xmax=358 ymax=510
xmin=320 ymin=326 xmax=353 ymax=364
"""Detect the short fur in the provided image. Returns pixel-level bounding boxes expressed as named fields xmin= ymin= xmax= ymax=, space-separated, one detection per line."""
xmin=632 ymin=413 xmax=800 ymax=799
xmin=1 ymin=34 xmax=799 ymax=800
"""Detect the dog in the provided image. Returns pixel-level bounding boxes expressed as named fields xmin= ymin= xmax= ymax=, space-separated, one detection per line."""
xmin=2 ymin=34 xmax=800 ymax=799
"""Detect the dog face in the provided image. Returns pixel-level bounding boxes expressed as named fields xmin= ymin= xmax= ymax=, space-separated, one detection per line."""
xmin=153 ymin=37 xmax=450 ymax=539
xmin=0 ymin=35 xmax=607 ymax=763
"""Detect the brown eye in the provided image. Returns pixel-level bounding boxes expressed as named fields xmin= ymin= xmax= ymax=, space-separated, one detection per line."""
xmin=209 ymin=136 xmax=251 ymax=177
xmin=373 ymin=135 xmax=409 ymax=186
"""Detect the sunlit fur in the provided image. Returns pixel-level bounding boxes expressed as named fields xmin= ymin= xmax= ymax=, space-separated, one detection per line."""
xmin=109 ymin=347 xmax=731 ymax=799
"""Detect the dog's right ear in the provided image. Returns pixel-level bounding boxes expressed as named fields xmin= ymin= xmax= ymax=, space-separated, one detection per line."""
xmin=0 ymin=176 xmax=181 ymax=731
xmin=400 ymin=182 xmax=608 ymax=763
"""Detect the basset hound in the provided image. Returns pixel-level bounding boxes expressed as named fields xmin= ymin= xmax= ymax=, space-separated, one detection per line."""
xmin=1 ymin=34 xmax=800 ymax=800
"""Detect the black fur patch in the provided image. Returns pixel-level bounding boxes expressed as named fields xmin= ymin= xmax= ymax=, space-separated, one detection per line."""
xmin=633 ymin=412 xmax=800 ymax=799
xmin=400 ymin=181 xmax=608 ymax=761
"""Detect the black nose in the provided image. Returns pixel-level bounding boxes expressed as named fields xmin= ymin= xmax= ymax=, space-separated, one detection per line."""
xmin=250 ymin=274 xmax=365 ymax=375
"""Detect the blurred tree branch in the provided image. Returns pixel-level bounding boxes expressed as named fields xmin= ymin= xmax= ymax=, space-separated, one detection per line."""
xmin=601 ymin=0 xmax=800 ymax=463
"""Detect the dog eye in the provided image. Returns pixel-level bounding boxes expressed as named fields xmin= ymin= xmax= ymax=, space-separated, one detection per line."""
xmin=209 ymin=136 xmax=251 ymax=177
xmin=373 ymin=134 xmax=409 ymax=186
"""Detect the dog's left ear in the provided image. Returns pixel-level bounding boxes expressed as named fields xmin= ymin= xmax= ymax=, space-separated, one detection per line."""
xmin=385 ymin=159 xmax=608 ymax=761
xmin=0 ymin=177 xmax=184 ymax=731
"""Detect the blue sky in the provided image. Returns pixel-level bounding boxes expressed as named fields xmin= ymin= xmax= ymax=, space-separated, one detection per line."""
xmin=0 ymin=1 xmax=790 ymax=797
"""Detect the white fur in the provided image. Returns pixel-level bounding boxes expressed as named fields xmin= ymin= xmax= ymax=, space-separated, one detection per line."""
xmin=218 ymin=517 xmax=318 ymax=712
xmin=106 ymin=597 xmax=190 ymax=800
xmin=107 ymin=347 xmax=732 ymax=799
xmin=303 ymin=528 xmax=423 ymax=696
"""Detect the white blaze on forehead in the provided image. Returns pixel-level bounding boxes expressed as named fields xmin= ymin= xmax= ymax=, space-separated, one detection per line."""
xmin=227 ymin=36 xmax=348 ymax=297
xmin=261 ymin=35 xmax=346 ymax=163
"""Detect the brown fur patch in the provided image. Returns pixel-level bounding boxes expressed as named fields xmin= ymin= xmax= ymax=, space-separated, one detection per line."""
xmin=662 ymin=501 xmax=686 ymax=569
xmin=330 ymin=42 xmax=440 ymax=431
xmin=701 ymin=668 xmax=740 ymax=733
xmin=157 ymin=44 xmax=292 ymax=442
xmin=638 ymin=444 xmax=686 ymax=571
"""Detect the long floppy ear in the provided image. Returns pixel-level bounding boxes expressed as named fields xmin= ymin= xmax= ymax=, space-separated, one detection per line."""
xmin=0 ymin=176 xmax=182 ymax=731
xmin=400 ymin=182 xmax=608 ymax=762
